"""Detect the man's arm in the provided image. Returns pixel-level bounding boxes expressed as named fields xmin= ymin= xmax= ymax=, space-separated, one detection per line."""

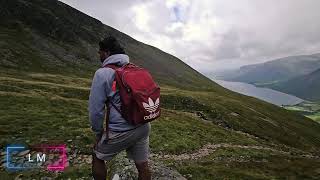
xmin=89 ymin=69 xmax=111 ymax=139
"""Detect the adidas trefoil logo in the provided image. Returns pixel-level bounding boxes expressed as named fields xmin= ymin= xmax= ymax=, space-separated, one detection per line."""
xmin=142 ymin=97 xmax=160 ymax=120
xmin=143 ymin=97 xmax=160 ymax=113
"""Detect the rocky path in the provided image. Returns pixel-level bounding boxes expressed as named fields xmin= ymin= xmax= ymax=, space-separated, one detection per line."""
xmin=1 ymin=143 xmax=318 ymax=179
xmin=108 ymin=152 xmax=186 ymax=180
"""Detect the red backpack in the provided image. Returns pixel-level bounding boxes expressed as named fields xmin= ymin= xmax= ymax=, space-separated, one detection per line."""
xmin=105 ymin=63 xmax=161 ymax=125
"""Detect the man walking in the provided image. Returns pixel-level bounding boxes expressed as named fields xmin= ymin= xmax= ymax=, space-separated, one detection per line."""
xmin=89 ymin=36 xmax=151 ymax=180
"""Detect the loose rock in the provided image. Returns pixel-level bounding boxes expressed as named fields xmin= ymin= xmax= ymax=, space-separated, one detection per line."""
xmin=17 ymin=150 xmax=30 ymax=157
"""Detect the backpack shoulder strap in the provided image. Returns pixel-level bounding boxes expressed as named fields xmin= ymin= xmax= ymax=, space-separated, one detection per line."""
xmin=102 ymin=64 xmax=120 ymax=140
xmin=104 ymin=98 xmax=123 ymax=141
xmin=103 ymin=63 xmax=123 ymax=117
xmin=104 ymin=98 xmax=111 ymax=143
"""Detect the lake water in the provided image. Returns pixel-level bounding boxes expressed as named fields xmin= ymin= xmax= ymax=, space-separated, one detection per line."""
xmin=214 ymin=80 xmax=304 ymax=106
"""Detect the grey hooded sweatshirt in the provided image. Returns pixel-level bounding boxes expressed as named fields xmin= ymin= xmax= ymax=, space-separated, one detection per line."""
xmin=89 ymin=54 xmax=139 ymax=137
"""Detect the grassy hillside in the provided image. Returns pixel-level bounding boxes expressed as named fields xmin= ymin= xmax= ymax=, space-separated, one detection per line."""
xmin=216 ymin=54 xmax=320 ymax=84
xmin=265 ymin=69 xmax=320 ymax=101
xmin=1 ymin=0 xmax=320 ymax=179
xmin=1 ymin=71 xmax=320 ymax=179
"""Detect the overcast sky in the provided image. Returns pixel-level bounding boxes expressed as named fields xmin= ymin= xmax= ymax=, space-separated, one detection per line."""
xmin=59 ymin=0 xmax=320 ymax=73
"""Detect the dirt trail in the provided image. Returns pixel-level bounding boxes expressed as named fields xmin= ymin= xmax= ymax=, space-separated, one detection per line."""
xmin=151 ymin=143 xmax=319 ymax=161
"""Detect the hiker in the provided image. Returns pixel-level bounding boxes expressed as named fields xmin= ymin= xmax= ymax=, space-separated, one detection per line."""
xmin=89 ymin=36 xmax=160 ymax=180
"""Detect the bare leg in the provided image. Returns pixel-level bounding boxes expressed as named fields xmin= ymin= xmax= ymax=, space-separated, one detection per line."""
xmin=135 ymin=160 xmax=151 ymax=180
xmin=92 ymin=153 xmax=107 ymax=180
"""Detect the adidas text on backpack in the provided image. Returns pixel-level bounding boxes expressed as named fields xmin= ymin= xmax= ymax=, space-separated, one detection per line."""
xmin=105 ymin=63 xmax=161 ymax=125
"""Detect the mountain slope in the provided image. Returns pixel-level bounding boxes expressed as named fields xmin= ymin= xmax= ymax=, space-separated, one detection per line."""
xmin=1 ymin=0 xmax=320 ymax=159
xmin=0 ymin=0 xmax=217 ymax=90
xmin=267 ymin=69 xmax=320 ymax=101
xmin=1 ymin=0 xmax=320 ymax=179
xmin=216 ymin=54 xmax=320 ymax=83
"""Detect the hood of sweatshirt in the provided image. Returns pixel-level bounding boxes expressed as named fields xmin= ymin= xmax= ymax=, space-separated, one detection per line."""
xmin=102 ymin=54 xmax=129 ymax=67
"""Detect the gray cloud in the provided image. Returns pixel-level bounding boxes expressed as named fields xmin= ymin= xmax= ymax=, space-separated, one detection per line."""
xmin=59 ymin=0 xmax=320 ymax=72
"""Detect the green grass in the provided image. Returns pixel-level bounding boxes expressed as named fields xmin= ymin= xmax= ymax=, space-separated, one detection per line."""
xmin=162 ymin=88 xmax=320 ymax=153
xmin=169 ymin=148 xmax=320 ymax=180
xmin=253 ymin=80 xmax=280 ymax=87
xmin=0 ymin=71 xmax=257 ymax=178
xmin=1 ymin=70 xmax=320 ymax=178
xmin=285 ymin=102 xmax=320 ymax=123
xmin=0 ymin=72 xmax=258 ymax=154
xmin=150 ymin=109 xmax=258 ymax=154
xmin=285 ymin=106 xmax=307 ymax=111
xmin=306 ymin=113 xmax=320 ymax=123
xmin=1 ymin=165 xmax=93 ymax=179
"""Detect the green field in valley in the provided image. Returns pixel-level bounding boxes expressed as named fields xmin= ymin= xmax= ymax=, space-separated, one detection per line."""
xmin=284 ymin=102 xmax=320 ymax=123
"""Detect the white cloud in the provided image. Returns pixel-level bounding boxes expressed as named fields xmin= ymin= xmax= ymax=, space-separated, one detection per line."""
xmin=131 ymin=3 xmax=151 ymax=32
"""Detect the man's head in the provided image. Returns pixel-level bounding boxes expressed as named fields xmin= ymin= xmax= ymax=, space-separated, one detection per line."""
xmin=98 ymin=36 xmax=126 ymax=62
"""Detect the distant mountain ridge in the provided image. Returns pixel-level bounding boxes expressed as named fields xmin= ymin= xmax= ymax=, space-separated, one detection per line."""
xmin=266 ymin=68 xmax=320 ymax=101
xmin=215 ymin=54 xmax=320 ymax=84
